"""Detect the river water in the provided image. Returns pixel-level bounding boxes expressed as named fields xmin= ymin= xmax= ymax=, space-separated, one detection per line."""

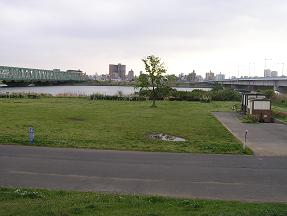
xmin=0 ymin=86 xmax=210 ymax=96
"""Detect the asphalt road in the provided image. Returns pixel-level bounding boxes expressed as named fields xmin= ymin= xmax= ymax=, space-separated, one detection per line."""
xmin=1 ymin=145 xmax=287 ymax=202
xmin=214 ymin=112 xmax=287 ymax=156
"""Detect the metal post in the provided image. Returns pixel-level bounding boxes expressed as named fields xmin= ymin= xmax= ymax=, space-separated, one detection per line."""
xmin=29 ymin=128 xmax=35 ymax=144
xmin=244 ymin=129 xmax=248 ymax=149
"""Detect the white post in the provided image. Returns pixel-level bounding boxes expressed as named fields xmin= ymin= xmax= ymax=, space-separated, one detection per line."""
xmin=244 ymin=129 xmax=248 ymax=149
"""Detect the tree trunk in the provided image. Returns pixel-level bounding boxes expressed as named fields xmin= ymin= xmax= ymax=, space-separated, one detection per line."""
xmin=151 ymin=80 xmax=156 ymax=107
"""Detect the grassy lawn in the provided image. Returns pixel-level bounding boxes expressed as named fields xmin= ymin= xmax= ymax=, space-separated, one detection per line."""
xmin=0 ymin=188 xmax=286 ymax=216
xmin=0 ymin=98 xmax=249 ymax=154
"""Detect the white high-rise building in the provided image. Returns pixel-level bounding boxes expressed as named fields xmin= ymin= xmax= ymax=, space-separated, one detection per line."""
xmin=215 ymin=73 xmax=225 ymax=81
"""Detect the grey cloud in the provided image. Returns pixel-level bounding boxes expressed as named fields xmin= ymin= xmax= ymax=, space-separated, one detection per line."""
xmin=0 ymin=0 xmax=287 ymax=75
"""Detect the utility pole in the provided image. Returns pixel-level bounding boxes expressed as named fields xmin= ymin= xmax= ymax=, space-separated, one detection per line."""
xmin=237 ymin=64 xmax=240 ymax=78
xmin=278 ymin=63 xmax=285 ymax=76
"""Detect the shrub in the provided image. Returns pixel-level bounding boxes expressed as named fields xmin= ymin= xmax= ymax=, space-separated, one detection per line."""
xmin=137 ymin=86 xmax=176 ymax=100
xmin=200 ymin=95 xmax=212 ymax=103
xmin=232 ymin=103 xmax=241 ymax=112
xmin=140 ymin=88 xmax=241 ymax=102
xmin=241 ymin=114 xmax=258 ymax=123
xmin=157 ymin=86 xmax=177 ymax=100
xmin=0 ymin=92 xmax=47 ymax=99
xmin=258 ymin=89 xmax=275 ymax=99
xmin=56 ymin=93 xmax=87 ymax=98
xmin=212 ymin=82 xmax=224 ymax=91
xmin=90 ymin=93 xmax=105 ymax=100
xmin=14 ymin=189 xmax=43 ymax=199
xmin=210 ymin=89 xmax=241 ymax=101
xmin=89 ymin=93 xmax=147 ymax=101
xmin=170 ymin=90 xmax=208 ymax=101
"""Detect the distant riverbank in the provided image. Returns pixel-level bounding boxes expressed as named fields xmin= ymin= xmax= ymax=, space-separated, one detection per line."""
xmin=0 ymin=85 xmax=211 ymax=96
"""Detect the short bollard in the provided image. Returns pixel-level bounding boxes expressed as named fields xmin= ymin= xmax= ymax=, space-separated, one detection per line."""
xmin=29 ymin=128 xmax=35 ymax=144
xmin=244 ymin=129 xmax=248 ymax=149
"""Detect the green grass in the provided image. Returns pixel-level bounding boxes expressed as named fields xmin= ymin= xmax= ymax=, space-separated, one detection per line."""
xmin=0 ymin=188 xmax=286 ymax=216
xmin=273 ymin=103 xmax=287 ymax=123
xmin=0 ymin=98 xmax=250 ymax=154
xmin=240 ymin=114 xmax=258 ymax=124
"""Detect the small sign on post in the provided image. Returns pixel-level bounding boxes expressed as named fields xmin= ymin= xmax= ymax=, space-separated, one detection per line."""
xmin=244 ymin=129 xmax=248 ymax=149
xmin=29 ymin=128 xmax=35 ymax=144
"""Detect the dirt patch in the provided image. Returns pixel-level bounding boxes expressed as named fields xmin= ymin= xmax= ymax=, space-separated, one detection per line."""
xmin=150 ymin=133 xmax=186 ymax=142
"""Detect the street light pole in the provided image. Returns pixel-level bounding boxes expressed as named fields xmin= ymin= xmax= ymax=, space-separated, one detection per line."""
xmin=281 ymin=63 xmax=284 ymax=77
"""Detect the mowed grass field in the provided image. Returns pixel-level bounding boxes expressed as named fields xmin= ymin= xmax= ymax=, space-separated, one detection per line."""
xmin=0 ymin=98 xmax=249 ymax=154
xmin=0 ymin=188 xmax=286 ymax=216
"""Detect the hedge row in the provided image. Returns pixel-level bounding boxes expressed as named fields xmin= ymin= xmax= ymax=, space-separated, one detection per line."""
xmin=138 ymin=89 xmax=241 ymax=102
xmin=0 ymin=93 xmax=48 ymax=99
xmin=0 ymin=88 xmax=242 ymax=102
xmin=90 ymin=94 xmax=147 ymax=101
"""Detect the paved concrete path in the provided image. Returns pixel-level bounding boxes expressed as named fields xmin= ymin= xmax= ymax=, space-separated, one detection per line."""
xmin=214 ymin=112 xmax=287 ymax=156
xmin=1 ymin=145 xmax=287 ymax=202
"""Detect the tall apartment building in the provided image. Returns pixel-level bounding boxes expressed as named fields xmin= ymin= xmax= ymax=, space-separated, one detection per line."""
xmin=205 ymin=71 xmax=215 ymax=81
xmin=109 ymin=64 xmax=126 ymax=80
xmin=127 ymin=69 xmax=134 ymax=81
xmin=187 ymin=70 xmax=197 ymax=82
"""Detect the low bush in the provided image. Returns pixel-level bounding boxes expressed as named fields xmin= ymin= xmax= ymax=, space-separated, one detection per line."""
xmin=169 ymin=89 xmax=240 ymax=102
xmin=14 ymin=189 xmax=44 ymax=199
xmin=258 ymin=89 xmax=276 ymax=99
xmin=56 ymin=93 xmax=87 ymax=98
xmin=137 ymin=86 xmax=177 ymax=100
xmin=1 ymin=88 xmax=242 ymax=102
xmin=232 ymin=103 xmax=242 ymax=112
xmin=90 ymin=93 xmax=147 ymax=101
xmin=210 ymin=89 xmax=241 ymax=101
xmin=170 ymin=89 xmax=208 ymax=101
xmin=0 ymin=92 xmax=52 ymax=99
xmin=241 ymin=114 xmax=258 ymax=123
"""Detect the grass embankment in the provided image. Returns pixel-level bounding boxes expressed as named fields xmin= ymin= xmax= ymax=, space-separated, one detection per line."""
xmin=273 ymin=103 xmax=287 ymax=123
xmin=0 ymin=188 xmax=286 ymax=216
xmin=270 ymin=93 xmax=287 ymax=123
xmin=0 ymin=98 xmax=249 ymax=154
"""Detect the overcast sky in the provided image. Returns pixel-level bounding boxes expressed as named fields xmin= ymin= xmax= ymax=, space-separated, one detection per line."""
xmin=1 ymin=0 xmax=287 ymax=77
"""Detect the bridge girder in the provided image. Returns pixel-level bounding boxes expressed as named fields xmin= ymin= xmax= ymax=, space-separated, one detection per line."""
xmin=217 ymin=78 xmax=287 ymax=93
xmin=0 ymin=66 xmax=88 ymax=82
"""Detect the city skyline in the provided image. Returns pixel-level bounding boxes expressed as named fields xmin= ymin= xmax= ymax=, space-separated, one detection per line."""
xmin=1 ymin=0 xmax=287 ymax=77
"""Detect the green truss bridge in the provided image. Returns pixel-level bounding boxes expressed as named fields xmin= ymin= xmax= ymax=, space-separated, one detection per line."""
xmin=0 ymin=66 xmax=88 ymax=86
